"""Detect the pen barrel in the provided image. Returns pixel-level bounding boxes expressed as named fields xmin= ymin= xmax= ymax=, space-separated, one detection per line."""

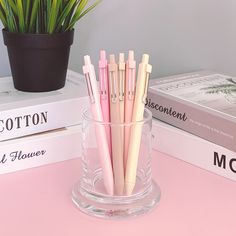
xmin=119 ymin=100 xmax=125 ymax=123
xmin=110 ymin=101 xmax=125 ymax=195
xmin=119 ymin=99 xmax=125 ymax=176
xmin=124 ymin=98 xmax=134 ymax=170
xmin=110 ymin=124 xmax=125 ymax=195
xmin=124 ymin=60 xmax=149 ymax=195
xmin=100 ymin=98 xmax=112 ymax=157
xmin=125 ymin=121 xmax=143 ymax=195
xmin=91 ymin=104 xmax=114 ymax=196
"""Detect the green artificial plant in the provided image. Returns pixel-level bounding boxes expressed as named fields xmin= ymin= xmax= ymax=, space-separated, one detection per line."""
xmin=0 ymin=0 xmax=100 ymax=34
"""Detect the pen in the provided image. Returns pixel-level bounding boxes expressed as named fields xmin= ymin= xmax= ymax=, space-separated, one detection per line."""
xmin=124 ymin=50 xmax=136 ymax=171
xmin=118 ymin=53 xmax=125 ymax=124
xmin=125 ymin=54 xmax=152 ymax=195
xmin=99 ymin=50 xmax=111 ymax=157
xmin=108 ymin=54 xmax=125 ymax=195
xmin=118 ymin=53 xmax=125 ymax=170
xmin=83 ymin=55 xmax=114 ymax=196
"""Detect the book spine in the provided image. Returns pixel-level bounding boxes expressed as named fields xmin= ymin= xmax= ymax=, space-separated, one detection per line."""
xmin=0 ymin=127 xmax=82 ymax=174
xmin=152 ymin=119 xmax=236 ymax=181
xmin=0 ymin=97 xmax=89 ymax=141
xmin=146 ymin=91 xmax=236 ymax=152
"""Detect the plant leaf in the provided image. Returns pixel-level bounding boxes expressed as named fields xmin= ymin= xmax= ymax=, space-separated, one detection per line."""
xmin=46 ymin=0 xmax=51 ymax=24
xmin=24 ymin=0 xmax=31 ymax=30
xmin=62 ymin=0 xmax=77 ymax=31
xmin=0 ymin=3 xmax=7 ymax=27
xmin=55 ymin=0 xmax=77 ymax=32
xmin=47 ymin=0 xmax=63 ymax=34
xmin=2 ymin=0 xmax=17 ymax=32
xmin=75 ymin=0 xmax=101 ymax=22
xmin=0 ymin=0 xmax=100 ymax=33
xmin=8 ymin=0 xmax=17 ymax=15
xmin=38 ymin=0 xmax=45 ymax=33
xmin=67 ymin=0 xmax=101 ymax=30
xmin=16 ymin=0 xmax=25 ymax=32
xmin=70 ymin=0 xmax=89 ymax=24
xmin=29 ymin=0 xmax=40 ymax=33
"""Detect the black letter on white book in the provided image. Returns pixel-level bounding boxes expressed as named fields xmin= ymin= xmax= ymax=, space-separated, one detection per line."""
xmin=0 ymin=154 xmax=7 ymax=164
xmin=229 ymin=159 xmax=236 ymax=173
xmin=214 ymin=152 xmax=226 ymax=169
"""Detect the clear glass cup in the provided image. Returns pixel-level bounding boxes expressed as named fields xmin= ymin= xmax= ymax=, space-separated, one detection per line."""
xmin=72 ymin=108 xmax=161 ymax=219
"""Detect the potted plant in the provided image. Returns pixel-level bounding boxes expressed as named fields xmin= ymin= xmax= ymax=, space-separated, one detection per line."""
xmin=0 ymin=0 xmax=100 ymax=92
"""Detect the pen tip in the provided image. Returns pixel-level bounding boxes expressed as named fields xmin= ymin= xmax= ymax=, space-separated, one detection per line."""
xmin=100 ymin=50 xmax=106 ymax=60
xmin=142 ymin=54 xmax=149 ymax=64
xmin=84 ymin=55 xmax=91 ymax=65
xmin=128 ymin=50 xmax=134 ymax=61
xmin=109 ymin=54 xmax=116 ymax=63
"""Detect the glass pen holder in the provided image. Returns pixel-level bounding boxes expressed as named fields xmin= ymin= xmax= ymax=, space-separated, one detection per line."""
xmin=72 ymin=108 xmax=161 ymax=219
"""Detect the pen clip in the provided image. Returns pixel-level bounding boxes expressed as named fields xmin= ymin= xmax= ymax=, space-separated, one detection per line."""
xmin=119 ymin=70 xmax=125 ymax=101
xmin=142 ymin=64 xmax=152 ymax=103
xmin=110 ymin=71 xmax=117 ymax=103
xmin=100 ymin=68 xmax=108 ymax=99
xmin=84 ymin=72 xmax=95 ymax=104
xmin=128 ymin=68 xmax=135 ymax=100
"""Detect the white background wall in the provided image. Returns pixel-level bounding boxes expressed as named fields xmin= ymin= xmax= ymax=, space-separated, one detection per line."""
xmin=1 ymin=0 xmax=236 ymax=78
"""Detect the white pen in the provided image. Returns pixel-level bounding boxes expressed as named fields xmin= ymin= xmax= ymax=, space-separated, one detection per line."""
xmin=125 ymin=54 xmax=152 ymax=195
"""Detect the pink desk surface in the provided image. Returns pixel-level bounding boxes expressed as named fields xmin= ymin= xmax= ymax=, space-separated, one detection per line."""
xmin=0 ymin=150 xmax=235 ymax=236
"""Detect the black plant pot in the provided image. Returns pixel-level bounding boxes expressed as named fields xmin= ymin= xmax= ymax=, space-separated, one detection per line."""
xmin=2 ymin=29 xmax=74 ymax=92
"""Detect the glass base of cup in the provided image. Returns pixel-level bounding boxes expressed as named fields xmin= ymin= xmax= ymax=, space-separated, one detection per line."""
xmin=72 ymin=180 xmax=161 ymax=219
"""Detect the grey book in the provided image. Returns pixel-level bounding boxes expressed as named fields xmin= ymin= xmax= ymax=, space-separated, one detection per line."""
xmin=146 ymin=71 xmax=236 ymax=152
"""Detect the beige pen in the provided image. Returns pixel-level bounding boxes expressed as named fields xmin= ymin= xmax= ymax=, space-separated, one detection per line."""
xmin=125 ymin=54 xmax=152 ymax=195
xmin=108 ymin=54 xmax=125 ymax=195
xmin=124 ymin=51 xmax=136 ymax=171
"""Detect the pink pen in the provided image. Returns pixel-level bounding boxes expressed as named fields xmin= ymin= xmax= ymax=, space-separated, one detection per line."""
xmin=124 ymin=50 xmax=136 ymax=171
xmin=83 ymin=55 xmax=114 ymax=196
xmin=99 ymin=50 xmax=112 ymax=158
xmin=118 ymin=53 xmax=125 ymax=124
xmin=118 ymin=53 xmax=125 ymax=176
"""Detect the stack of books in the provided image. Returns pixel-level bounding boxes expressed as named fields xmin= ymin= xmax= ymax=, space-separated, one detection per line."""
xmin=3 ymin=69 xmax=236 ymax=182
xmin=147 ymin=71 xmax=236 ymax=181
xmin=0 ymin=70 xmax=89 ymax=174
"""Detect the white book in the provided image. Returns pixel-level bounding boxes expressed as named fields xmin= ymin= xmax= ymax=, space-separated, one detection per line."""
xmin=0 ymin=125 xmax=81 ymax=174
xmin=152 ymin=118 xmax=236 ymax=181
xmin=0 ymin=70 xmax=89 ymax=141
